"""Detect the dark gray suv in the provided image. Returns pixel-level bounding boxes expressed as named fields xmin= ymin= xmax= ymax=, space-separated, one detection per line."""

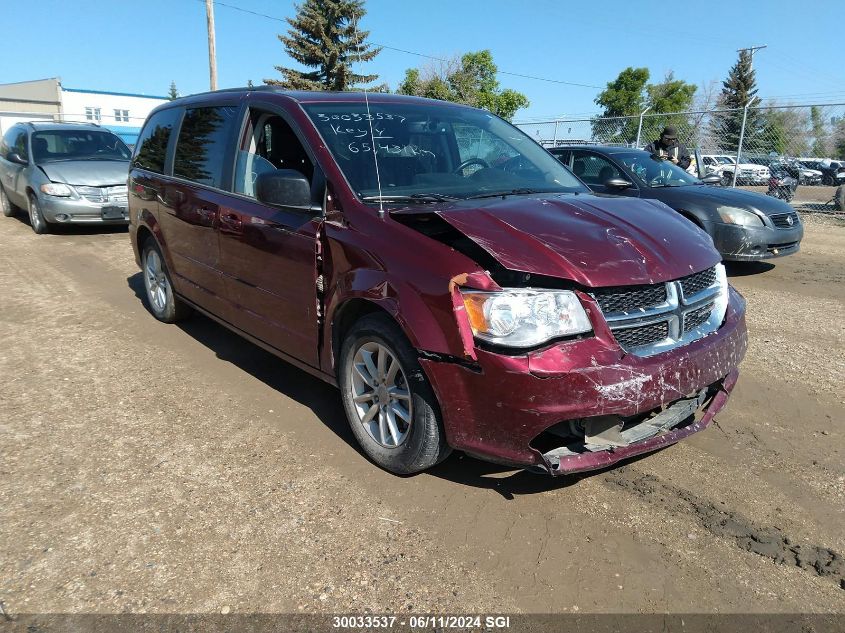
xmin=0 ymin=121 xmax=131 ymax=234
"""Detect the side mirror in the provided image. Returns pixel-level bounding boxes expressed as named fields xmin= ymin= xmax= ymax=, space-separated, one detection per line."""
xmin=6 ymin=152 xmax=28 ymax=165
xmin=255 ymin=169 xmax=317 ymax=212
xmin=604 ymin=177 xmax=633 ymax=190
xmin=700 ymin=174 xmax=721 ymax=185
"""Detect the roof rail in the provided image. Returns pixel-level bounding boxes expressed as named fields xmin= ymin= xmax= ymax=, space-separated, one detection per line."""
xmin=24 ymin=119 xmax=102 ymax=128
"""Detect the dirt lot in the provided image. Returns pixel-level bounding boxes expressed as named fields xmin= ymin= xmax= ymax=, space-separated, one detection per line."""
xmin=0 ymin=211 xmax=843 ymax=616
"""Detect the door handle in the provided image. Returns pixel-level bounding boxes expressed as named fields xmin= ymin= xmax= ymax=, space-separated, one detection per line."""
xmin=220 ymin=212 xmax=243 ymax=232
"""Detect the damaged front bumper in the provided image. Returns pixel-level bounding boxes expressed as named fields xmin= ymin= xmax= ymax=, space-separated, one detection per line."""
xmin=705 ymin=220 xmax=803 ymax=261
xmin=420 ymin=289 xmax=747 ymax=475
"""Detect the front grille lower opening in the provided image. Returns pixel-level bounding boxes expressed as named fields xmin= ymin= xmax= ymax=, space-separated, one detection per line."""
xmin=530 ymin=383 xmax=722 ymax=465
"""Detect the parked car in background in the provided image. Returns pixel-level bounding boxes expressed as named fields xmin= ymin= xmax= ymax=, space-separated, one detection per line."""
xmin=550 ymin=145 xmax=803 ymax=261
xmin=747 ymin=155 xmax=822 ymax=185
xmin=801 ymin=159 xmax=845 ymax=186
xmin=128 ymin=88 xmax=747 ymax=476
xmin=0 ymin=122 xmax=131 ymax=234
xmin=700 ymin=154 xmax=770 ymax=186
xmin=791 ymin=160 xmax=823 ymax=185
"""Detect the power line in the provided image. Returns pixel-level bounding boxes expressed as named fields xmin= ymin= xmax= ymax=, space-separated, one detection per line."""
xmin=195 ymin=0 xmax=602 ymax=89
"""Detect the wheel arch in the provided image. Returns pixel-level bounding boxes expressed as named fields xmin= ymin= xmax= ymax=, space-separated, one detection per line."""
xmin=330 ymin=298 xmax=401 ymax=376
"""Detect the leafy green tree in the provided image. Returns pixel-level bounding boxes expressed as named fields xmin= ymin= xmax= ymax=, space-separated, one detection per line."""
xmin=265 ymin=0 xmax=381 ymax=91
xmin=397 ymin=51 xmax=529 ymax=120
xmin=168 ymin=81 xmax=179 ymax=100
xmin=641 ymin=72 xmax=698 ymax=144
xmin=710 ymin=51 xmax=763 ymax=152
xmin=810 ymin=106 xmax=829 ymax=157
xmin=759 ymin=108 xmax=809 ymax=156
xmin=592 ymin=67 xmax=649 ymax=141
xmin=593 ymin=68 xmax=697 ymax=144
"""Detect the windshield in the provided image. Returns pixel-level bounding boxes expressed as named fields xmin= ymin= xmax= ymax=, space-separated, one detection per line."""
xmin=716 ymin=156 xmax=735 ymax=165
xmin=32 ymin=130 xmax=131 ymax=163
xmin=615 ymin=151 xmax=702 ymax=188
xmin=302 ymin=102 xmax=588 ymax=201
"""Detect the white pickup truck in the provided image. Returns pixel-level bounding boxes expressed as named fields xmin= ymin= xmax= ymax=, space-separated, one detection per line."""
xmin=700 ymin=154 xmax=770 ymax=186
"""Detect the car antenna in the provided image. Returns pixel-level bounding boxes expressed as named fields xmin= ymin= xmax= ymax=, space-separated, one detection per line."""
xmin=353 ymin=13 xmax=385 ymax=217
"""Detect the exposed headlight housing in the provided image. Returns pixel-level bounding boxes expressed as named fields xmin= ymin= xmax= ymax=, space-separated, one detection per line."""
xmin=712 ymin=263 xmax=729 ymax=325
xmin=460 ymin=288 xmax=592 ymax=348
xmin=40 ymin=183 xmax=73 ymax=197
xmin=717 ymin=205 xmax=763 ymax=226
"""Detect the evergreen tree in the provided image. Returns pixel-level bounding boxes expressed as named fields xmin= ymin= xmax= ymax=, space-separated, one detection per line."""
xmin=168 ymin=81 xmax=179 ymax=100
xmin=711 ymin=51 xmax=763 ymax=152
xmin=264 ymin=0 xmax=381 ymax=91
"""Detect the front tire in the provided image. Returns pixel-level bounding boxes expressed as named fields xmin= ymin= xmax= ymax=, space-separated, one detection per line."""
xmin=0 ymin=185 xmax=17 ymax=217
xmin=141 ymin=240 xmax=192 ymax=323
xmin=28 ymin=194 xmax=50 ymax=234
xmin=339 ymin=314 xmax=451 ymax=475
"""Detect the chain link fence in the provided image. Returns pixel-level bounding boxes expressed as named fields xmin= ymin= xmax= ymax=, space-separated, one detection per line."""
xmin=515 ymin=102 xmax=845 ymax=179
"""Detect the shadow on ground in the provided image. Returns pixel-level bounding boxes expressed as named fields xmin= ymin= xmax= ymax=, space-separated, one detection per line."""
xmin=127 ymin=272 xmax=656 ymax=497
xmin=725 ymin=261 xmax=775 ymax=277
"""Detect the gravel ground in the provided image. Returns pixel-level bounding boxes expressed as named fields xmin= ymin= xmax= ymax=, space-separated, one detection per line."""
xmin=0 ymin=210 xmax=843 ymax=617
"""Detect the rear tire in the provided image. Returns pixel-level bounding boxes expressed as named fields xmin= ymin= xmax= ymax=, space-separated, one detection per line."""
xmin=141 ymin=239 xmax=192 ymax=323
xmin=0 ymin=185 xmax=17 ymax=217
xmin=338 ymin=313 xmax=451 ymax=475
xmin=27 ymin=194 xmax=50 ymax=234
xmin=721 ymin=172 xmax=733 ymax=187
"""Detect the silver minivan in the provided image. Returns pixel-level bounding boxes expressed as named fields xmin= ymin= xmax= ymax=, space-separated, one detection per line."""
xmin=0 ymin=121 xmax=131 ymax=234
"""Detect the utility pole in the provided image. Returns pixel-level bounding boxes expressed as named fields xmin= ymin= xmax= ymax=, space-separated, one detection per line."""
xmin=205 ymin=0 xmax=218 ymax=91
xmin=737 ymin=44 xmax=767 ymax=72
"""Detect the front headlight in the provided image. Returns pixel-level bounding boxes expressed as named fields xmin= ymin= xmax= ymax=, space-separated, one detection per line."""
xmin=717 ymin=205 xmax=763 ymax=226
xmin=40 ymin=183 xmax=73 ymax=197
xmin=460 ymin=288 xmax=592 ymax=348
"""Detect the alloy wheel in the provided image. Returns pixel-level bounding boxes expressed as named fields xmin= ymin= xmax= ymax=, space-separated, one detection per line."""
xmin=349 ymin=342 xmax=413 ymax=448
xmin=144 ymin=249 xmax=168 ymax=314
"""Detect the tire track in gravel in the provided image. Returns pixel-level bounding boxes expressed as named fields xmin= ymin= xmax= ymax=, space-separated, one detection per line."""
xmin=602 ymin=469 xmax=845 ymax=591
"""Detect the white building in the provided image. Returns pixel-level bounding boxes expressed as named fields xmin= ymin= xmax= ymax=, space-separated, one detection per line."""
xmin=0 ymin=78 xmax=169 ymax=145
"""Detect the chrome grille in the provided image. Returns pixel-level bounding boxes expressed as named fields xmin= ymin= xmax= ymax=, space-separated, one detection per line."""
xmin=591 ymin=284 xmax=666 ymax=314
xmin=75 ymin=185 xmax=128 ymax=203
xmin=679 ymin=267 xmax=717 ymax=298
xmin=614 ymin=322 xmax=669 ymax=348
xmin=770 ymin=211 xmax=799 ymax=229
xmin=684 ymin=302 xmax=715 ymax=332
xmin=592 ymin=265 xmax=725 ymax=357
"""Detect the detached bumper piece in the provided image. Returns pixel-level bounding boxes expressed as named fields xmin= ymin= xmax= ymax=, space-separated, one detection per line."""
xmin=532 ymin=371 xmax=737 ymax=475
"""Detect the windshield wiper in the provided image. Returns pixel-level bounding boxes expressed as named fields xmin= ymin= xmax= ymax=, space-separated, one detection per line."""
xmin=465 ymin=188 xmax=538 ymax=200
xmin=360 ymin=193 xmax=459 ymax=203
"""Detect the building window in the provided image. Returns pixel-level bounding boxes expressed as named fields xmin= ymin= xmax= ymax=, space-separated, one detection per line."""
xmin=114 ymin=109 xmax=129 ymax=122
xmin=85 ymin=107 xmax=101 ymax=122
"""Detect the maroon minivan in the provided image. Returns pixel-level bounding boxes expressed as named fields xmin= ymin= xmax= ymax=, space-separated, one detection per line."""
xmin=128 ymin=89 xmax=747 ymax=476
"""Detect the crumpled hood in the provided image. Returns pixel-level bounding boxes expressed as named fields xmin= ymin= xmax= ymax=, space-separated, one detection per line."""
xmin=433 ymin=194 xmax=719 ymax=288
xmin=38 ymin=160 xmax=129 ymax=187
xmin=648 ymin=184 xmax=795 ymax=216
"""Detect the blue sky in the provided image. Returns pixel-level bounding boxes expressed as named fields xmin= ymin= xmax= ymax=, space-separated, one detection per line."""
xmin=3 ymin=0 xmax=843 ymax=120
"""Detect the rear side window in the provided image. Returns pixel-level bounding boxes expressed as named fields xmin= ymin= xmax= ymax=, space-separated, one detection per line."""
xmin=173 ymin=106 xmax=238 ymax=189
xmin=133 ymin=108 xmax=181 ymax=173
